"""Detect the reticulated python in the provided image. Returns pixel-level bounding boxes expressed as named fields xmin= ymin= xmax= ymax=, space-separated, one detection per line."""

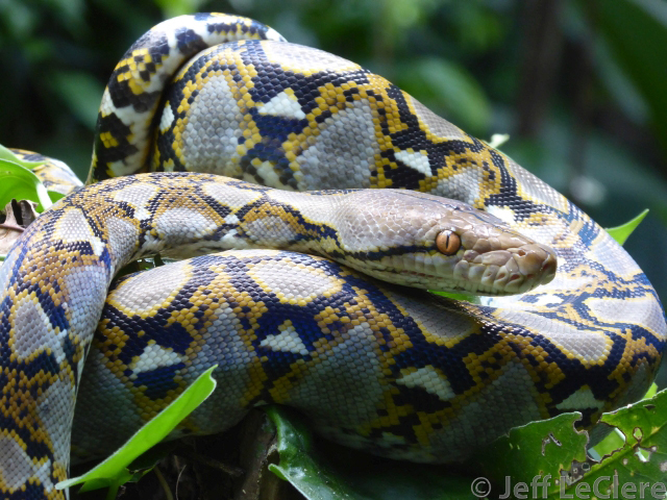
xmin=0 ymin=13 xmax=665 ymax=499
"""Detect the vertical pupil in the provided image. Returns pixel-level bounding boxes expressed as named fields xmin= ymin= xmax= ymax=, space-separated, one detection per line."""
xmin=436 ymin=230 xmax=460 ymax=255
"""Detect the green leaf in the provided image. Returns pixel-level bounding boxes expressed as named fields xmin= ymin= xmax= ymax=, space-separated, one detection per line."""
xmin=590 ymin=428 xmax=627 ymax=461
xmin=605 ymin=209 xmax=648 ymax=245
xmin=0 ymin=145 xmax=43 ymax=168
xmin=474 ymin=412 xmax=589 ymax=497
xmin=590 ymin=384 xmax=657 ymax=459
xmin=643 ymin=382 xmax=659 ymax=400
xmin=58 ymin=365 xmax=218 ymax=495
xmin=265 ymin=406 xmax=473 ymax=500
xmin=471 ymin=387 xmax=667 ymax=499
xmin=431 ymin=289 xmax=481 ymax=304
xmin=0 ymin=158 xmax=52 ymax=211
xmin=48 ymin=191 xmax=66 ymax=204
xmin=564 ymin=388 xmax=667 ymax=499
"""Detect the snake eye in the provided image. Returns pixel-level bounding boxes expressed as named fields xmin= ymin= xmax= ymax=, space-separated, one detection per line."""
xmin=436 ymin=230 xmax=461 ymax=255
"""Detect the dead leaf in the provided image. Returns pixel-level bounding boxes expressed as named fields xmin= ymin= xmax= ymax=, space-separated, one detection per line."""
xmin=0 ymin=199 xmax=38 ymax=254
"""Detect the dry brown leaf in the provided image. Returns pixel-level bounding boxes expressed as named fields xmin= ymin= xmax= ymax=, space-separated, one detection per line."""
xmin=0 ymin=199 xmax=38 ymax=255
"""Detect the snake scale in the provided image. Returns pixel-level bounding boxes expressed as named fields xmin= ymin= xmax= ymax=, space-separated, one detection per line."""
xmin=0 ymin=12 xmax=665 ymax=499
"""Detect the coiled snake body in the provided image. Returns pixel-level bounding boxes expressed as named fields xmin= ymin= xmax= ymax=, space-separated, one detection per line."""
xmin=1 ymin=13 xmax=665 ymax=499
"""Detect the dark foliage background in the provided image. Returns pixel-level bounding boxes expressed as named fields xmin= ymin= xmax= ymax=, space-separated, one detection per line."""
xmin=1 ymin=0 xmax=666 ymax=384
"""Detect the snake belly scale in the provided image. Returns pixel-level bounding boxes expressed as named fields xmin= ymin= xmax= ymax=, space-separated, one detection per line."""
xmin=0 ymin=12 xmax=665 ymax=499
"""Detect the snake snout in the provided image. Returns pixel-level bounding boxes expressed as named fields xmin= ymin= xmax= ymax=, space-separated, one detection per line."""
xmin=538 ymin=245 xmax=558 ymax=284
xmin=459 ymin=241 xmax=557 ymax=294
xmin=510 ymin=243 xmax=558 ymax=290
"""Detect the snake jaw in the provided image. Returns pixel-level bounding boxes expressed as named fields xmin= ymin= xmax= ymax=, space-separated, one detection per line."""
xmin=364 ymin=239 xmax=557 ymax=296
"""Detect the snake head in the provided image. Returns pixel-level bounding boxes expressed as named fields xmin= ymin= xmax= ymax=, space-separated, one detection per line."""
xmin=331 ymin=190 xmax=557 ymax=295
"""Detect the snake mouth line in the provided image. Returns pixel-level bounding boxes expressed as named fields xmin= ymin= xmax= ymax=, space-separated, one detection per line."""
xmin=365 ymin=241 xmax=558 ymax=295
xmin=396 ymin=266 xmax=552 ymax=296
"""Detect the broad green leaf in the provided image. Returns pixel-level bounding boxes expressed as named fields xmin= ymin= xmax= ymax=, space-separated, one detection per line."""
xmin=265 ymin=406 xmax=472 ymax=500
xmin=0 ymin=145 xmax=43 ymax=168
xmin=473 ymin=387 xmax=667 ymax=499
xmin=590 ymin=382 xmax=658 ymax=459
xmin=605 ymin=209 xmax=648 ymax=245
xmin=474 ymin=412 xmax=588 ymax=497
xmin=0 ymin=158 xmax=52 ymax=211
xmin=562 ymin=388 xmax=667 ymax=499
xmin=590 ymin=429 xmax=626 ymax=461
xmin=58 ymin=365 xmax=218 ymax=496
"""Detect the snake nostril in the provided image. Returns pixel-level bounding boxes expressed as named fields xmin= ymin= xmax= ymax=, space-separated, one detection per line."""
xmin=517 ymin=249 xmax=527 ymax=257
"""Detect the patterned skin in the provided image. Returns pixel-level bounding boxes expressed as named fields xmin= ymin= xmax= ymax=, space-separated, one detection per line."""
xmin=10 ymin=149 xmax=83 ymax=195
xmin=1 ymin=12 xmax=666 ymax=499
xmin=0 ymin=170 xmax=554 ymax=497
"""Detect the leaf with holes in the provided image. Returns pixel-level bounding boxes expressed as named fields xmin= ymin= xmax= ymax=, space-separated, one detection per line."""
xmin=561 ymin=388 xmax=667 ymax=499
xmin=591 ymin=383 xmax=658 ymax=459
xmin=473 ymin=412 xmax=589 ymax=498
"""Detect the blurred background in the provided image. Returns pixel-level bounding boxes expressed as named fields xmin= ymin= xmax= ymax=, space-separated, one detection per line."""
xmin=1 ymin=0 xmax=666 ymax=381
